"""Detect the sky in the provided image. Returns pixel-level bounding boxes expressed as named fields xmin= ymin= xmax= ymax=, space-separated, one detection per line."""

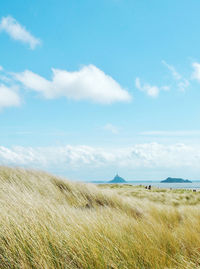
xmin=1 ymin=0 xmax=200 ymax=181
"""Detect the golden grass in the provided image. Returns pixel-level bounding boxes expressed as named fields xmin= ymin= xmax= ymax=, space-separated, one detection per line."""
xmin=1 ymin=167 xmax=200 ymax=268
xmin=100 ymin=183 xmax=200 ymax=206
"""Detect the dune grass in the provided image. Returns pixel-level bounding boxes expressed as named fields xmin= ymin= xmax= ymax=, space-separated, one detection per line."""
xmin=1 ymin=167 xmax=200 ymax=268
xmin=100 ymin=183 xmax=200 ymax=206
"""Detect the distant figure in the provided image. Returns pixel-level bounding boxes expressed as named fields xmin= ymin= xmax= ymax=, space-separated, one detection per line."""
xmin=145 ymin=186 xmax=148 ymax=189
xmin=148 ymin=185 xmax=151 ymax=190
xmin=193 ymin=189 xmax=196 ymax=192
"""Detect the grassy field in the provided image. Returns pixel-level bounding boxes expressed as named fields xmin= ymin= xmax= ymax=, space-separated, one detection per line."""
xmin=1 ymin=167 xmax=200 ymax=268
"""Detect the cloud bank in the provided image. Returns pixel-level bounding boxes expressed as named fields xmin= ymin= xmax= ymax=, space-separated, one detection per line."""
xmin=0 ymin=16 xmax=41 ymax=49
xmin=0 ymin=143 xmax=200 ymax=173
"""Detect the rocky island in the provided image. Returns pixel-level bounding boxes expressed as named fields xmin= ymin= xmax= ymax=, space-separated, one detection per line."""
xmin=109 ymin=174 xmax=127 ymax=183
xmin=161 ymin=177 xmax=192 ymax=183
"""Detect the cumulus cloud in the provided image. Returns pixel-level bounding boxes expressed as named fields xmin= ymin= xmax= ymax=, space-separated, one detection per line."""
xmin=0 ymin=16 xmax=41 ymax=49
xmin=0 ymin=145 xmax=115 ymax=169
xmin=0 ymin=84 xmax=20 ymax=109
xmin=0 ymin=143 xmax=200 ymax=172
xmin=14 ymin=65 xmax=132 ymax=104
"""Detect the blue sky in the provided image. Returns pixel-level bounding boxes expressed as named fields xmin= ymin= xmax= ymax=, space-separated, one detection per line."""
xmin=1 ymin=0 xmax=200 ymax=181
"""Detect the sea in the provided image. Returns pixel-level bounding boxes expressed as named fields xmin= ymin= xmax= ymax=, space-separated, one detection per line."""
xmin=90 ymin=181 xmax=200 ymax=189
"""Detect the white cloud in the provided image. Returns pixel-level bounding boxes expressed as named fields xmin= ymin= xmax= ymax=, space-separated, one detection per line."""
xmin=177 ymin=79 xmax=190 ymax=91
xmin=0 ymin=70 xmax=21 ymax=110
xmin=14 ymin=65 xmax=132 ymax=104
xmin=135 ymin=78 xmax=160 ymax=97
xmin=192 ymin=62 xmax=200 ymax=81
xmin=103 ymin=123 xmax=119 ymax=134
xmin=0 ymin=143 xmax=200 ymax=173
xmin=0 ymin=84 xmax=20 ymax=109
xmin=0 ymin=16 xmax=41 ymax=49
xmin=162 ymin=60 xmax=189 ymax=91
xmin=162 ymin=60 xmax=182 ymax=80
xmin=0 ymin=145 xmax=115 ymax=169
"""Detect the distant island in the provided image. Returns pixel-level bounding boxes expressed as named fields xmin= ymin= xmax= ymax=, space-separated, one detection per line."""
xmin=109 ymin=174 xmax=127 ymax=183
xmin=161 ymin=177 xmax=192 ymax=183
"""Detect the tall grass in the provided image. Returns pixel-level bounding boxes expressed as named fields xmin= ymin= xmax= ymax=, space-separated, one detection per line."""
xmin=0 ymin=167 xmax=200 ymax=268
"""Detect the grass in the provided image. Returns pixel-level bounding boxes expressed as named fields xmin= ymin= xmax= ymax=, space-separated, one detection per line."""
xmin=100 ymin=184 xmax=200 ymax=206
xmin=1 ymin=167 xmax=200 ymax=268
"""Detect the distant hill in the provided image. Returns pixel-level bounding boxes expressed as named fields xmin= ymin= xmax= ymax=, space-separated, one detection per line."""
xmin=109 ymin=174 xmax=126 ymax=183
xmin=161 ymin=177 xmax=192 ymax=183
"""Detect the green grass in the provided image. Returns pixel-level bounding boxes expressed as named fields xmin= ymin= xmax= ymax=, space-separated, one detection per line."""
xmin=1 ymin=167 xmax=200 ymax=268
